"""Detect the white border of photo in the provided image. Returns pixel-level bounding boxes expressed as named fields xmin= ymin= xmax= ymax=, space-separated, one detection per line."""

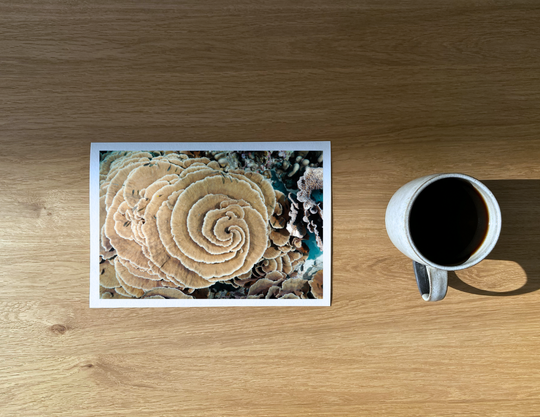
xmin=90 ymin=142 xmax=331 ymax=308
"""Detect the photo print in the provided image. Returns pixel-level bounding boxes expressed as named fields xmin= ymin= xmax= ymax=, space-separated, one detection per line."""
xmin=90 ymin=142 xmax=331 ymax=307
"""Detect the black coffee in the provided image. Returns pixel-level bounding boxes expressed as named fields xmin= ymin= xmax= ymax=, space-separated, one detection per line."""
xmin=409 ymin=178 xmax=489 ymax=266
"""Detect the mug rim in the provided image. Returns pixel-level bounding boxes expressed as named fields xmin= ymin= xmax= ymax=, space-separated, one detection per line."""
xmin=404 ymin=173 xmax=502 ymax=271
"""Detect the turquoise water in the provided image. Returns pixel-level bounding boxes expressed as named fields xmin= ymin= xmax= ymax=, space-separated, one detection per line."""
xmin=270 ymin=170 xmax=292 ymax=196
xmin=304 ymin=233 xmax=323 ymax=260
xmin=311 ymin=189 xmax=323 ymax=203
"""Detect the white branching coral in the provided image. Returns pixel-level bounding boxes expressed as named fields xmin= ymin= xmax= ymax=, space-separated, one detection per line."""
xmin=288 ymin=167 xmax=323 ymax=251
xmin=99 ymin=151 xmax=310 ymax=299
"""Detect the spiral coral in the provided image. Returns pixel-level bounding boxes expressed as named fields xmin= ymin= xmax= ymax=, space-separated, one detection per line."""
xmin=99 ymin=151 xmax=311 ymax=299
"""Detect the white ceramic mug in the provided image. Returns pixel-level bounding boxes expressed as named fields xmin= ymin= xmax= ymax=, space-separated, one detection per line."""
xmin=385 ymin=173 xmax=502 ymax=301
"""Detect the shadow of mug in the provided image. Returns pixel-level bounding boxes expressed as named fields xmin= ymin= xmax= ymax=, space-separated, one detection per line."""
xmin=449 ymin=180 xmax=540 ymax=296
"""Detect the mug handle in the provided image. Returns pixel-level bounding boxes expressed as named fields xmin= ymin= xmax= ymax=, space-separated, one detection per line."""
xmin=413 ymin=261 xmax=448 ymax=302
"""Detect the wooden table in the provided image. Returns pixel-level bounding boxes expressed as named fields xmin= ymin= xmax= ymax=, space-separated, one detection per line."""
xmin=2 ymin=1 xmax=540 ymax=415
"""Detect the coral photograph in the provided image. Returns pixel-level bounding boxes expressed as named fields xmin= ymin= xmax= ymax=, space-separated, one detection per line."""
xmin=93 ymin=145 xmax=329 ymax=306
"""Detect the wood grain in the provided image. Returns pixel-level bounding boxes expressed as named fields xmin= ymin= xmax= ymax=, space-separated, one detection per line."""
xmin=1 ymin=1 xmax=540 ymax=415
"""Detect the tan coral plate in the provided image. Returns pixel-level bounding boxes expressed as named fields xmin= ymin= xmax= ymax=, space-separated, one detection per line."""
xmin=90 ymin=142 xmax=331 ymax=307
